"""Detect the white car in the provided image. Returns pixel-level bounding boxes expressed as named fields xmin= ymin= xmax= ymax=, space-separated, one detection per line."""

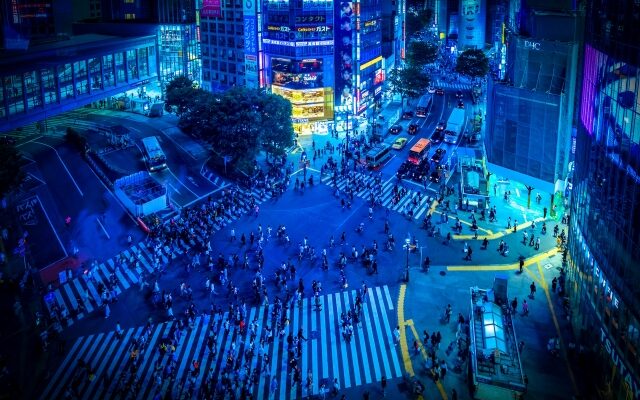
xmin=427 ymin=86 xmax=436 ymax=94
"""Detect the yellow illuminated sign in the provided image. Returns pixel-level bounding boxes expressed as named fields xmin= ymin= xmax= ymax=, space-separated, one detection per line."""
xmin=272 ymin=86 xmax=325 ymax=104
xmin=359 ymin=56 xmax=383 ymax=71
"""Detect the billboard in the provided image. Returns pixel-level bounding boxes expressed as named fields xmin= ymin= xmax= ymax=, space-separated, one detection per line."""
xmin=201 ymin=0 xmax=221 ymax=18
xmin=335 ymin=2 xmax=354 ymax=108
xmin=244 ymin=0 xmax=258 ymax=87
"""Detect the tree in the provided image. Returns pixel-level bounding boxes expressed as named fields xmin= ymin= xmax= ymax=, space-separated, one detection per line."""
xmin=407 ymin=41 xmax=439 ymax=67
xmin=259 ymin=92 xmax=294 ymax=161
xmin=0 ymin=141 xmax=25 ymax=199
xmin=388 ymin=65 xmax=431 ymax=109
xmin=455 ymin=49 xmax=490 ymax=80
xmin=405 ymin=7 xmax=433 ymax=38
xmin=164 ymin=76 xmax=202 ymax=116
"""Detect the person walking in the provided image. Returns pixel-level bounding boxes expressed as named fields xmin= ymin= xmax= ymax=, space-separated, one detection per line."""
xmin=104 ymin=303 xmax=110 ymax=319
xmin=465 ymin=246 xmax=473 ymax=261
xmin=522 ymin=300 xmax=529 ymax=316
xmin=529 ymin=282 xmax=537 ymax=299
xmin=552 ymin=277 xmax=558 ymax=293
xmin=381 ymin=375 xmax=387 ymax=397
xmin=115 ymin=321 xmax=124 ymax=339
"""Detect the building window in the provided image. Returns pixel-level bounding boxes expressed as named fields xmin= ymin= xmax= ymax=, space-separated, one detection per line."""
xmin=125 ymin=13 xmax=135 ymax=20
xmin=127 ymin=49 xmax=138 ymax=80
xmin=137 ymin=48 xmax=149 ymax=78
xmin=41 ymin=68 xmax=56 ymax=105
xmin=103 ymin=55 xmax=114 ymax=86
xmin=74 ymin=60 xmax=88 ymax=95
xmin=59 ymin=64 xmax=74 ymax=99
xmin=89 ymin=57 xmax=102 ymax=90
xmin=115 ymin=52 xmax=125 ymax=82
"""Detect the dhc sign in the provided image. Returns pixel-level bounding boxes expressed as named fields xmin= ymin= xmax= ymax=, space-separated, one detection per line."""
xmin=524 ymin=40 xmax=541 ymax=50
xmin=600 ymin=327 xmax=640 ymax=399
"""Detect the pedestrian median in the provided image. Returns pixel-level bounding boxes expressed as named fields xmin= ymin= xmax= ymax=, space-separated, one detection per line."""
xmin=446 ymin=247 xmax=559 ymax=272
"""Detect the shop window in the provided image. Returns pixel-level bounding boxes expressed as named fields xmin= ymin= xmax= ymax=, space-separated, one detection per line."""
xmin=103 ymin=55 xmax=115 ymax=87
xmin=24 ymin=71 xmax=40 ymax=109
xmin=115 ymin=52 xmax=125 ymax=82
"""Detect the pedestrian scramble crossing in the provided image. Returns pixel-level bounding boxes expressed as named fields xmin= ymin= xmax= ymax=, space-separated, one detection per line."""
xmin=321 ymin=171 xmax=436 ymax=221
xmin=39 ymin=286 xmax=402 ymax=400
xmin=45 ymin=186 xmax=273 ymax=327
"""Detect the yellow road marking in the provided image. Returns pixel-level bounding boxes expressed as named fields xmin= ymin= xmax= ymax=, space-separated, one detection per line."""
xmin=427 ymin=199 xmax=439 ymax=216
xmin=454 ymin=216 xmax=546 ymax=240
xmin=405 ymin=319 xmax=448 ymax=400
xmin=431 ymin=210 xmax=493 ymax=235
xmin=447 ymin=248 xmax=558 ymax=271
xmin=397 ymin=284 xmax=414 ymax=376
xmin=537 ymin=262 xmax=579 ymax=395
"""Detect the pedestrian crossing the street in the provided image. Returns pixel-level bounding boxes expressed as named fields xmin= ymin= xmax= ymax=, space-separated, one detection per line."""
xmin=45 ymin=186 xmax=273 ymax=327
xmin=39 ymin=286 xmax=402 ymax=400
xmin=321 ymin=171 xmax=437 ymax=221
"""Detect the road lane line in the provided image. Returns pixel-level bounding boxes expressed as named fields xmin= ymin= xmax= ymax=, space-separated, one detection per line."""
xmin=96 ymin=217 xmax=110 ymax=239
xmin=33 ymin=141 xmax=84 ymax=196
xmin=397 ymin=284 xmax=414 ymax=376
xmin=447 ymin=248 xmax=559 ymax=271
xmin=406 ymin=319 xmax=448 ymax=399
xmin=538 ymin=262 xmax=579 ymax=395
xmin=37 ymin=194 xmax=68 ymax=258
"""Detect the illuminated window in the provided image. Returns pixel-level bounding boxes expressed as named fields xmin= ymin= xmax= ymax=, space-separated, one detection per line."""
xmin=125 ymin=13 xmax=136 ymax=20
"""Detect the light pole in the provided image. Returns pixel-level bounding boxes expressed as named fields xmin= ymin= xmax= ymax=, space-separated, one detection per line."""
xmin=404 ymin=238 xmax=411 ymax=282
xmin=335 ymin=105 xmax=351 ymax=155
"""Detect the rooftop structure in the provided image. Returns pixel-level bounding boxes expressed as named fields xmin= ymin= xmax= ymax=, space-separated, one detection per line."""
xmin=469 ymin=282 xmax=526 ymax=399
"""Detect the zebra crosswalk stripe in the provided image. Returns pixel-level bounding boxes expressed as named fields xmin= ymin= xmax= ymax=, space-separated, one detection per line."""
xmin=47 ymin=186 xmax=273 ymax=327
xmin=42 ymin=285 xmax=401 ymax=399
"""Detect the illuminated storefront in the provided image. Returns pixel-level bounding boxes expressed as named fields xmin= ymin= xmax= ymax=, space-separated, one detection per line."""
xmin=270 ymin=58 xmax=333 ymax=135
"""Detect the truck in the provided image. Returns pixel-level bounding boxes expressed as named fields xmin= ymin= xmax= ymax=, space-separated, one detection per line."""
xmin=443 ymin=108 xmax=465 ymax=145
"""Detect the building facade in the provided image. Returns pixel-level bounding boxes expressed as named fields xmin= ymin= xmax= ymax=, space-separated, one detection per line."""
xmin=200 ymin=0 xmax=261 ymax=91
xmin=0 ymin=34 xmax=159 ymax=131
xmin=484 ymin=8 xmax=580 ymax=196
xmin=567 ymin=0 xmax=640 ymax=398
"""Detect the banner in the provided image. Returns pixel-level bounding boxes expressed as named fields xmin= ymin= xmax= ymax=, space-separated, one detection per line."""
xmin=201 ymin=0 xmax=221 ymax=18
xmin=335 ymin=1 xmax=354 ymax=108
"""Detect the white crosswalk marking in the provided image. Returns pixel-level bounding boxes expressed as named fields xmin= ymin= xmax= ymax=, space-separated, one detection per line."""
xmin=44 ymin=186 xmax=273 ymax=327
xmin=40 ymin=286 xmax=402 ymax=399
xmin=321 ymin=171 xmax=437 ymax=220
xmin=433 ymin=80 xmax=474 ymax=91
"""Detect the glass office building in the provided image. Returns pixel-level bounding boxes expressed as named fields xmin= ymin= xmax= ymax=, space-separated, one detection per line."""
xmin=567 ymin=0 xmax=640 ymax=398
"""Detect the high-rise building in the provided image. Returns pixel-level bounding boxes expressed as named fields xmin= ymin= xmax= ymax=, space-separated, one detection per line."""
xmin=200 ymin=0 xmax=261 ymax=91
xmin=484 ymin=3 xmax=581 ymax=197
xmin=567 ymin=0 xmax=640 ymax=398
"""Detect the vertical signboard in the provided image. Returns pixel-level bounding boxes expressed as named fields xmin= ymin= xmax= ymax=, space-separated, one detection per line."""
xmin=244 ymin=0 xmax=259 ymax=87
xmin=335 ymin=1 xmax=354 ymax=108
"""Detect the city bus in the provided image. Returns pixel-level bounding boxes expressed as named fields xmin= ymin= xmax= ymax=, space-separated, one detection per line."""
xmin=443 ymin=108 xmax=465 ymax=144
xmin=141 ymin=136 xmax=167 ymax=172
xmin=408 ymin=138 xmax=432 ymax=165
xmin=366 ymin=144 xmax=392 ymax=170
xmin=415 ymin=94 xmax=433 ymax=117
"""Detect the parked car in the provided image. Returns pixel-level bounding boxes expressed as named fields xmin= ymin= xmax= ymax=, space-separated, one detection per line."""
xmin=431 ymin=148 xmax=447 ymax=164
xmin=389 ymin=125 xmax=403 ymax=134
xmin=402 ymin=111 xmax=414 ymax=119
xmin=430 ymin=129 xmax=444 ymax=144
xmin=435 ymin=87 xmax=445 ymax=95
xmin=408 ymin=123 xmax=419 ymax=135
xmin=392 ymin=137 xmax=408 ymax=150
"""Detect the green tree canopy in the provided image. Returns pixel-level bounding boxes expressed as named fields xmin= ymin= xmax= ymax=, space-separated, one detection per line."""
xmin=455 ymin=49 xmax=490 ymax=80
xmin=0 ymin=141 xmax=25 ymax=199
xmin=405 ymin=7 xmax=433 ymax=38
xmin=407 ymin=41 xmax=439 ymax=67
xmin=164 ymin=76 xmax=202 ymax=116
xmin=176 ymin=86 xmax=294 ymax=168
xmin=388 ymin=65 xmax=431 ymax=108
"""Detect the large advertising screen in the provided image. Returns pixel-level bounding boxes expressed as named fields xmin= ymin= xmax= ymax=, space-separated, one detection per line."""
xmin=271 ymin=58 xmax=324 ymax=89
xmin=335 ymin=2 xmax=354 ymax=108
xmin=580 ymin=45 xmax=640 ymax=165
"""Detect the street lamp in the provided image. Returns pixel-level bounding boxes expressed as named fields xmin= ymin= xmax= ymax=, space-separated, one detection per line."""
xmin=403 ymin=238 xmax=411 ymax=282
xmin=335 ymin=105 xmax=351 ymax=154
